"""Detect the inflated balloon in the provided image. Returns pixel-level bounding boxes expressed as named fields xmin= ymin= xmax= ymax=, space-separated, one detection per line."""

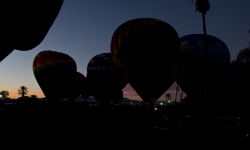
xmin=110 ymin=18 xmax=180 ymax=102
xmin=88 ymin=84 xmax=113 ymax=104
xmin=110 ymin=90 xmax=124 ymax=104
xmin=1 ymin=0 xmax=64 ymax=62
xmin=33 ymin=50 xmax=77 ymax=101
xmin=87 ymin=53 xmax=127 ymax=103
xmin=171 ymin=34 xmax=231 ymax=102
xmin=66 ymin=72 xmax=86 ymax=101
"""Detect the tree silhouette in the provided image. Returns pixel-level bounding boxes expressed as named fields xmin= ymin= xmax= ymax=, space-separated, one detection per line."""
xmin=18 ymin=86 xmax=28 ymax=97
xmin=192 ymin=0 xmax=210 ymax=102
xmin=0 ymin=90 xmax=9 ymax=99
xmin=30 ymin=95 xmax=38 ymax=99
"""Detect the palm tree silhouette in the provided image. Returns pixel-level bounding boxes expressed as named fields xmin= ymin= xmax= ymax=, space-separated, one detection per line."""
xmin=0 ymin=90 xmax=9 ymax=99
xmin=18 ymin=86 xmax=28 ymax=97
xmin=192 ymin=0 xmax=210 ymax=102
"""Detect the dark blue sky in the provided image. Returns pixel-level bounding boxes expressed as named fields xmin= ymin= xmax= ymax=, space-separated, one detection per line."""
xmin=0 ymin=0 xmax=249 ymax=100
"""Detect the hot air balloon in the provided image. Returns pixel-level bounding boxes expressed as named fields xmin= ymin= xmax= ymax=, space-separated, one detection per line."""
xmin=66 ymin=72 xmax=86 ymax=101
xmin=110 ymin=18 xmax=180 ymax=103
xmin=110 ymin=90 xmax=124 ymax=104
xmin=87 ymin=53 xmax=127 ymax=103
xmin=33 ymin=50 xmax=77 ymax=101
xmin=171 ymin=34 xmax=231 ymax=103
xmin=1 ymin=0 xmax=64 ymax=62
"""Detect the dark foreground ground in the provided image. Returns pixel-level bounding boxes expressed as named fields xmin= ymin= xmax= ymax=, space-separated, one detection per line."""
xmin=0 ymin=102 xmax=249 ymax=149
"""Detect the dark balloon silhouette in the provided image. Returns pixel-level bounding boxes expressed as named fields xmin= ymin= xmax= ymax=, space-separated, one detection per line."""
xmin=32 ymin=50 xmax=77 ymax=101
xmin=1 ymin=0 xmax=64 ymax=62
xmin=66 ymin=71 xmax=86 ymax=101
xmin=110 ymin=90 xmax=124 ymax=104
xmin=110 ymin=18 xmax=180 ymax=103
xmin=87 ymin=53 xmax=127 ymax=103
xmin=171 ymin=34 xmax=231 ymax=102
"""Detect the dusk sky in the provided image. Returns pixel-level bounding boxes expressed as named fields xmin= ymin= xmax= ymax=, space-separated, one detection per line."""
xmin=0 ymin=0 xmax=249 ymax=101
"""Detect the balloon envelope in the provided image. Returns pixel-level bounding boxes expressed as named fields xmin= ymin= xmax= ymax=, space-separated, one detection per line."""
xmin=110 ymin=90 xmax=123 ymax=104
xmin=1 ymin=1 xmax=64 ymax=62
xmin=110 ymin=18 xmax=180 ymax=102
xmin=171 ymin=34 xmax=231 ymax=102
xmin=66 ymin=72 xmax=86 ymax=101
xmin=33 ymin=51 xmax=77 ymax=101
xmin=87 ymin=53 xmax=127 ymax=102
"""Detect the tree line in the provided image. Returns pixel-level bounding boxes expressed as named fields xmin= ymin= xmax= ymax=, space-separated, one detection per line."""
xmin=0 ymin=86 xmax=29 ymax=100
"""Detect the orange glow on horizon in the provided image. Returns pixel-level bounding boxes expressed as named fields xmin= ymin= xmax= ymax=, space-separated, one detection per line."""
xmin=7 ymin=90 xmax=45 ymax=99
xmin=3 ymin=82 xmax=184 ymax=101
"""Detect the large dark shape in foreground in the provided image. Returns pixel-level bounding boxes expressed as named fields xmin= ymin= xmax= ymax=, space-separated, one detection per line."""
xmin=1 ymin=0 xmax=64 ymax=62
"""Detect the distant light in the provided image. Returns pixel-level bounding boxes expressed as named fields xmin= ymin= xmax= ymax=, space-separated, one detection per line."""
xmin=168 ymin=100 xmax=170 ymax=103
xmin=154 ymin=108 xmax=157 ymax=111
xmin=247 ymin=133 xmax=250 ymax=138
xmin=131 ymin=102 xmax=132 ymax=104
xmin=160 ymin=103 xmax=163 ymax=105
xmin=0 ymin=95 xmax=2 ymax=98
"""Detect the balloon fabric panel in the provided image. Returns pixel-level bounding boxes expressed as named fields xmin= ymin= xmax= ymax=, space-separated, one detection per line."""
xmin=36 ymin=51 xmax=53 ymax=94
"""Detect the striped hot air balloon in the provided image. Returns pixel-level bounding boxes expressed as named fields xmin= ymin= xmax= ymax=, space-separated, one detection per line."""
xmin=110 ymin=18 xmax=180 ymax=103
xmin=171 ymin=34 xmax=231 ymax=103
xmin=32 ymin=50 xmax=77 ymax=101
xmin=87 ymin=53 xmax=127 ymax=103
